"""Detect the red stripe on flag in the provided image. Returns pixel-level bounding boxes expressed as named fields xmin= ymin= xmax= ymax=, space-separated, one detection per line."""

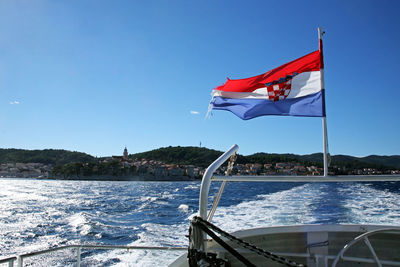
xmin=215 ymin=50 xmax=321 ymax=93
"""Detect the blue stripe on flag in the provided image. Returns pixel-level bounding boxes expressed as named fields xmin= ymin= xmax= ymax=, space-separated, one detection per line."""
xmin=211 ymin=91 xmax=324 ymax=120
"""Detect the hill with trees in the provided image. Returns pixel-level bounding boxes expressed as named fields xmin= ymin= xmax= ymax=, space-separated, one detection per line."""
xmin=130 ymin=146 xmax=231 ymax=167
xmin=0 ymin=148 xmax=95 ymax=166
xmin=131 ymin=147 xmax=400 ymax=170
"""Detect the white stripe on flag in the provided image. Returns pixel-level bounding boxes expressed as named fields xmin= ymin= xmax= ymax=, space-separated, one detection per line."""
xmin=288 ymin=71 xmax=321 ymax=98
xmin=211 ymin=71 xmax=321 ymax=100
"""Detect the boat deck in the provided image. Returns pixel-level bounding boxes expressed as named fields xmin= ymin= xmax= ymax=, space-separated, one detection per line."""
xmin=172 ymin=224 xmax=400 ymax=267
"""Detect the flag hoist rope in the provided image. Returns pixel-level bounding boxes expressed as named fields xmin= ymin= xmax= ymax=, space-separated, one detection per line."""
xmin=319 ymin=27 xmax=330 ymax=177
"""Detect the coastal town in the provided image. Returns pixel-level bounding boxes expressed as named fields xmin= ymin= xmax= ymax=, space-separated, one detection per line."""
xmin=1 ymin=147 xmax=399 ymax=180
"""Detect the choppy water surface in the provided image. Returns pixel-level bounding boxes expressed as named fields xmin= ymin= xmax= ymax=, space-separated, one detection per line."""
xmin=0 ymin=178 xmax=399 ymax=266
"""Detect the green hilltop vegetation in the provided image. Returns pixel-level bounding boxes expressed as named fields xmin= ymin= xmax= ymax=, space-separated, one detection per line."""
xmin=129 ymin=146 xmax=246 ymax=168
xmin=0 ymin=148 xmax=95 ymax=166
xmin=244 ymin=152 xmax=400 ymax=171
xmin=1 ymin=147 xmax=400 ymax=171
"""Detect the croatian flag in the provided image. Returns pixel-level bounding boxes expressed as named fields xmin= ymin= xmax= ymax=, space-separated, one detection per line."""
xmin=209 ymin=50 xmax=325 ymax=120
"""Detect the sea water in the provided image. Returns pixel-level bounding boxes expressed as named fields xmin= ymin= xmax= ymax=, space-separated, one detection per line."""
xmin=0 ymin=178 xmax=399 ymax=266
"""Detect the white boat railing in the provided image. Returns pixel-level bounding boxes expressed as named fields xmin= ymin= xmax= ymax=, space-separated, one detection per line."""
xmin=332 ymin=228 xmax=400 ymax=267
xmin=0 ymin=244 xmax=186 ymax=267
xmin=199 ymin=144 xmax=239 ymax=220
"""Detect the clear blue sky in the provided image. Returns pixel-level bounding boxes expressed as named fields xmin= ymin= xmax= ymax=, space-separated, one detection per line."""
xmin=1 ymin=0 xmax=399 ymax=157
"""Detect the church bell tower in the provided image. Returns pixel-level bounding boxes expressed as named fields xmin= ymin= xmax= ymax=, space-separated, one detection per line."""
xmin=123 ymin=146 xmax=128 ymax=160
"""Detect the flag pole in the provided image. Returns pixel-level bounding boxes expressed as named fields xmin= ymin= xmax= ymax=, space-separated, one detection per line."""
xmin=318 ymin=27 xmax=329 ymax=177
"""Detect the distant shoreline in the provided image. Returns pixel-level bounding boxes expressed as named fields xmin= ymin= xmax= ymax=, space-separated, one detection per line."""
xmin=0 ymin=175 xmax=198 ymax=182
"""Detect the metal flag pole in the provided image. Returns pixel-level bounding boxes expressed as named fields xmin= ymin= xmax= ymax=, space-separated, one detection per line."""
xmin=318 ymin=27 xmax=329 ymax=177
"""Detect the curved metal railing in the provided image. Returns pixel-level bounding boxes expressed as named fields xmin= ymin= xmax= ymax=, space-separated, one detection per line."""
xmin=0 ymin=244 xmax=186 ymax=267
xmin=332 ymin=228 xmax=400 ymax=267
xmin=198 ymin=144 xmax=239 ymax=220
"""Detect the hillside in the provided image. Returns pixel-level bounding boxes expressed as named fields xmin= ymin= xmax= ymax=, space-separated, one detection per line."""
xmin=297 ymin=153 xmax=400 ymax=170
xmin=0 ymin=148 xmax=95 ymax=166
xmin=130 ymin=146 xmax=234 ymax=167
xmin=131 ymin=147 xmax=400 ymax=170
